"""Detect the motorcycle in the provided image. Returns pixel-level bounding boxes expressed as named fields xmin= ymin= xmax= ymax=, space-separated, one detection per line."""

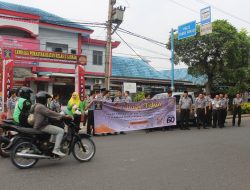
xmin=0 ymin=120 xmax=20 ymax=158
xmin=10 ymin=118 xmax=96 ymax=169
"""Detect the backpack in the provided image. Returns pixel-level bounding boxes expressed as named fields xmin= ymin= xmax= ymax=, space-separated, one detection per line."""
xmin=27 ymin=104 xmax=37 ymax=126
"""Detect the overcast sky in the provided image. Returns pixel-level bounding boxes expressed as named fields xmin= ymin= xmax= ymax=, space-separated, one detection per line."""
xmin=5 ymin=0 xmax=250 ymax=70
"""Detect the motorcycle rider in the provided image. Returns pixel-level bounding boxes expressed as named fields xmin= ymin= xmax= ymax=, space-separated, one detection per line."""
xmin=33 ymin=91 xmax=72 ymax=157
xmin=13 ymin=87 xmax=33 ymax=127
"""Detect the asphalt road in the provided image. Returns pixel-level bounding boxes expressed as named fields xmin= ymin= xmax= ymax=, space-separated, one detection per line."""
xmin=1 ymin=118 xmax=250 ymax=190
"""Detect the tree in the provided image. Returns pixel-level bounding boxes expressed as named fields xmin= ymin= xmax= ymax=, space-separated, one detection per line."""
xmin=167 ymin=20 xmax=250 ymax=94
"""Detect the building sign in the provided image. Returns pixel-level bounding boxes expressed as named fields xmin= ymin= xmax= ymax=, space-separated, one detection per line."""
xmin=94 ymin=98 xmax=176 ymax=134
xmin=178 ymin=20 xmax=196 ymax=40
xmin=0 ymin=48 xmax=14 ymax=112
xmin=14 ymin=49 xmax=78 ymax=64
xmin=123 ymin=82 xmax=137 ymax=93
xmin=0 ymin=36 xmax=40 ymax=66
xmin=200 ymin=6 xmax=211 ymax=25
xmin=75 ymin=65 xmax=85 ymax=100
xmin=10 ymin=49 xmax=86 ymax=65
xmin=78 ymin=55 xmax=87 ymax=65
xmin=200 ymin=6 xmax=212 ymax=36
xmin=200 ymin=23 xmax=212 ymax=36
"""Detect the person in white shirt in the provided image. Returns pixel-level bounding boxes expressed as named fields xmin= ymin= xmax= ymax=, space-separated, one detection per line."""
xmin=232 ymin=93 xmax=243 ymax=127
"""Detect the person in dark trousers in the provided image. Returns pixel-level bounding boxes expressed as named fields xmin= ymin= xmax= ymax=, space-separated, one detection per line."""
xmin=212 ymin=95 xmax=222 ymax=128
xmin=232 ymin=93 xmax=243 ymax=127
xmin=86 ymin=91 xmax=96 ymax=135
xmin=205 ymin=93 xmax=212 ymax=127
xmin=219 ymin=93 xmax=228 ymax=127
xmin=195 ymin=93 xmax=208 ymax=129
xmin=223 ymin=94 xmax=229 ymax=125
xmin=179 ymin=91 xmax=192 ymax=130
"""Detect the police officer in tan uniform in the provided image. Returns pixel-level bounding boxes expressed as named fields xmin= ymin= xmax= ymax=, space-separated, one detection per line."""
xmin=195 ymin=93 xmax=208 ymax=129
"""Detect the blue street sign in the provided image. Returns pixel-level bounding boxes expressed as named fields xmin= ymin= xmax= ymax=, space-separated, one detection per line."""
xmin=178 ymin=20 xmax=196 ymax=40
xmin=200 ymin=6 xmax=211 ymax=25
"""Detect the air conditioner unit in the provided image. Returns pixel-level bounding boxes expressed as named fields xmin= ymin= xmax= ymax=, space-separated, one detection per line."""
xmin=94 ymin=79 xmax=102 ymax=85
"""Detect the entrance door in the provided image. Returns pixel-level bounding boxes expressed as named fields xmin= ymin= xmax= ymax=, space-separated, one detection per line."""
xmin=53 ymin=84 xmax=74 ymax=106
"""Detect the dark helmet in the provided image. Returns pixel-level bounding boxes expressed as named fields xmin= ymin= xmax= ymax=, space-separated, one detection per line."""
xmin=19 ymin=87 xmax=33 ymax=100
xmin=36 ymin=91 xmax=52 ymax=105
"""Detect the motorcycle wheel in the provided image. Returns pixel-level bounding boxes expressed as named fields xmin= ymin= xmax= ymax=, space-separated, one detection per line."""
xmin=72 ymin=137 xmax=96 ymax=162
xmin=0 ymin=137 xmax=10 ymax=158
xmin=10 ymin=141 xmax=39 ymax=169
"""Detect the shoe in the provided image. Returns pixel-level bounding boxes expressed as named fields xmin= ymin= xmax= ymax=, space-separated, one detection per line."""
xmin=120 ymin=131 xmax=126 ymax=135
xmin=185 ymin=128 xmax=190 ymax=130
xmin=52 ymin=149 xmax=66 ymax=157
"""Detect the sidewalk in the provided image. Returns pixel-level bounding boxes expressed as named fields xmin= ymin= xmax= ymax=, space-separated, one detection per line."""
xmin=226 ymin=113 xmax=250 ymax=119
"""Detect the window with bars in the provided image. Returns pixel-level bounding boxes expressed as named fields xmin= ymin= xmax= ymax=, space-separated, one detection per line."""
xmin=93 ymin=50 xmax=103 ymax=65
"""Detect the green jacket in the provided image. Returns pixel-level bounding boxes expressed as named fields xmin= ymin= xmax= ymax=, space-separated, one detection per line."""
xmin=66 ymin=100 xmax=86 ymax=116
xmin=13 ymin=97 xmax=32 ymax=126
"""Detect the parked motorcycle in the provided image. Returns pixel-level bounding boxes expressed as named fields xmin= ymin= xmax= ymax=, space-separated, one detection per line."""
xmin=10 ymin=118 xmax=96 ymax=169
xmin=0 ymin=120 xmax=19 ymax=158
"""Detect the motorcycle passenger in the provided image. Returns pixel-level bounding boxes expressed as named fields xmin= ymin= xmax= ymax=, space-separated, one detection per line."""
xmin=13 ymin=87 xmax=33 ymax=127
xmin=33 ymin=91 xmax=72 ymax=157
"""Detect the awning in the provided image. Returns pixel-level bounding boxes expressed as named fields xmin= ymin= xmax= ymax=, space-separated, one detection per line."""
xmin=25 ymin=77 xmax=53 ymax=82
xmin=38 ymin=72 xmax=75 ymax=77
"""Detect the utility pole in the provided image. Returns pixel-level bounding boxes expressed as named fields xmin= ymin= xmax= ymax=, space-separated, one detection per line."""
xmin=170 ymin=28 xmax=176 ymax=91
xmin=104 ymin=0 xmax=125 ymax=90
xmin=104 ymin=0 xmax=114 ymax=90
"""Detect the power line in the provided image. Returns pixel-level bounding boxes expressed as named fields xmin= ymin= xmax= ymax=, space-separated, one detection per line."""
xmin=117 ymin=27 xmax=167 ymax=47
xmin=166 ymin=0 xmax=198 ymax=14
xmin=114 ymin=31 xmax=147 ymax=62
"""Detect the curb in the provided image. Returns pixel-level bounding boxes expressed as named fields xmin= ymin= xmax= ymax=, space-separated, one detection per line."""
xmin=226 ymin=114 xmax=250 ymax=120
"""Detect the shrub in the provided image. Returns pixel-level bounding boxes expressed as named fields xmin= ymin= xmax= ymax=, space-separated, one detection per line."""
xmin=132 ymin=91 xmax=145 ymax=102
xmin=242 ymin=102 xmax=250 ymax=114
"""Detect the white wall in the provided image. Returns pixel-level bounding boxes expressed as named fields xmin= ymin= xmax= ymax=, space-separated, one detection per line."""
xmin=39 ymin=28 xmax=78 ymax=52
xmin=0 ymin=18 xmax=39 ymax=35
xmin=38 ymin=27 xmax=78 ymax=70
xmin=82 ymin=45 xmax=106 ymax=73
